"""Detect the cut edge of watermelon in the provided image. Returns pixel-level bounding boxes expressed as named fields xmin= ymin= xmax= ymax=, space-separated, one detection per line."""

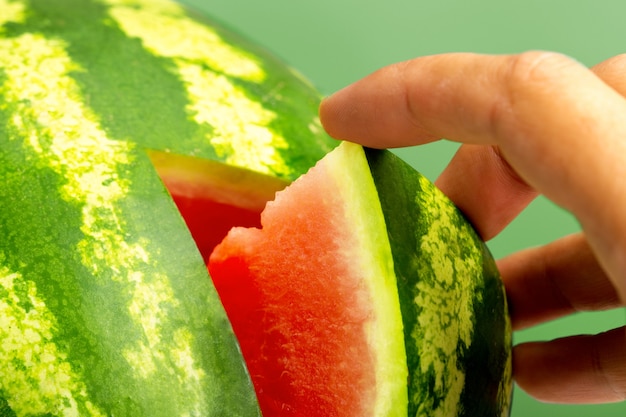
xmin=149 ymin=149 xmax=290 ymax=262
xmin=149 ymin=149 xmax=289 ymax=212
xmin=150 ymin=143 xmax=409 ymax=415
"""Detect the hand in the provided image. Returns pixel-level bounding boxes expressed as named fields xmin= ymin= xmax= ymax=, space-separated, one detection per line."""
xmin=319 ymin=52 xmax=626 ymax=404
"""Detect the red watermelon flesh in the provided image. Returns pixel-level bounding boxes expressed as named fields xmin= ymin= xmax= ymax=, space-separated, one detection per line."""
xmin=208 ymin=143 xmax=407 ymax=416
xmin=149 ymin=150 xmax=289 ymax=262
xmin=169 ymin=194 xmax=261 ymax=263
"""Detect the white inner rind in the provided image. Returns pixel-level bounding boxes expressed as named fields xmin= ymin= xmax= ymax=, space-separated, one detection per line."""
xmin=328 ymin=142 xmax=408 ymax=417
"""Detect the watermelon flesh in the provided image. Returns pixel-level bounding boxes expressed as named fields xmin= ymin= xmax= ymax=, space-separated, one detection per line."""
xmin=208 ymin=143 xmax=408 ymax=416
xmin=170 ymin=195 xmax=261 ymax=262
xmin=150 ymin=150 xmax=289 ymax=262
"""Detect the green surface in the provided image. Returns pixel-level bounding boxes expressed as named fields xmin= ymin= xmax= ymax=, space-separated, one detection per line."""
xmin=367 ymin=148 xmax=511 ymax=417
xmin=183 ymin=0 xmax=626 ymax=416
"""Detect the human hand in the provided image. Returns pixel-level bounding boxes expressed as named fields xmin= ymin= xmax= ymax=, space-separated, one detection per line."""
xmin=319 ymin=52 xmax=626 ymax=404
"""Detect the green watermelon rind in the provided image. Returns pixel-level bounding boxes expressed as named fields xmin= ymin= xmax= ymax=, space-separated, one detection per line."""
xmin=366 ymin=148 xmax=513 ymax=417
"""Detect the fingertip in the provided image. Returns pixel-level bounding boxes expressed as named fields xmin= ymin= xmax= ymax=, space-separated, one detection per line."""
xmin=512 ymin=341 xmax=569 ymax=403
xmin=318 ymin=91 xmax=345 ymax=141
xmin=318 ymin=62 xmax=441 ymax=148
xmin=319 ymin=85 xmax=371 ymax=145
xmin=513 ymin=329 xmax=626 ymax=404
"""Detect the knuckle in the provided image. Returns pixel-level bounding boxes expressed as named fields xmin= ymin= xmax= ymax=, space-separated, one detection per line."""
xmin=596 ymin=53 xmax=626 ymax=69
xmin=487 ymin=51 xmax=581 ymax=142
xmin=504 ymin=51 xmax=579 ymax=88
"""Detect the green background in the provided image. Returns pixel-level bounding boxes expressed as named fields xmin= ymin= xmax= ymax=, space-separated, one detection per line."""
xmin=182 ymin=0 xmax=625 ymax=415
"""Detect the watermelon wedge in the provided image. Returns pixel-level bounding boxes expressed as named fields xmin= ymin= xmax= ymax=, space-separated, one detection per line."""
xmin=209 ymin=142 xmax=407 ymax=416
xmin=207 ymin=142 xmax=513 ymax=417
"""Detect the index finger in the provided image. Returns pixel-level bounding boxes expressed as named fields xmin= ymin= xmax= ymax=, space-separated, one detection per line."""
xmin=319 ymin=52 xmax=626 ymax=302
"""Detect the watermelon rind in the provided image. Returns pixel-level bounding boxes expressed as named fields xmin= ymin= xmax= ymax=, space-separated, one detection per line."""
xmin=366 ymin=149 xmax=513 ymax=417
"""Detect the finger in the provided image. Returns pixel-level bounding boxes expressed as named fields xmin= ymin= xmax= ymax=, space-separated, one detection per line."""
xmin=513 ymin=327 xmax=626 ymax=404
xmin=425 ymin=54 xmax=626 ymax=240
xmin=320 ymin=52 xmax=626 ymax=302
xmin=497 ymin=233 xmax=622 ymax=331
xmin=434 ymin=144 xmax=538 ymax=240
xmin=592 ymin=54 xmax=626 ymax=97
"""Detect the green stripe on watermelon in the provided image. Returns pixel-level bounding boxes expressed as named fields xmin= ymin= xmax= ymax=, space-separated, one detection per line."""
xmin=365 ymin=149 xmax=513 ymax=417
xmin=0 ymin=397 xmax=16 ymax=417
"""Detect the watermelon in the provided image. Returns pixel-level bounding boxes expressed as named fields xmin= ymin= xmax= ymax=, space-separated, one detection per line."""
xmin=208 ymin=142 xmax=513 ymax=417
xmin=0 ymin=0 xmax=512 ymax=416
xmin=0 ymin=0 xmax=334 ymax=415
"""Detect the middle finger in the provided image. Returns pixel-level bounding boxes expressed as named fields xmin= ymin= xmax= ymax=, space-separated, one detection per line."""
xmin=434 ymin=144 xmax=537 ymax=240
xmin=497 ymin=233 xmax=622 ymax=330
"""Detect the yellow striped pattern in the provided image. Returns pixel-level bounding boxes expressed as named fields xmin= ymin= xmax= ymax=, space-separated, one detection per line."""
xmin=0 ymin=265 xmax=106 ymax=416
xmin=0 ymin=0 xmax=25 ymax=29
xmin=0 ymin=28 xmax=206 ymax=412
xmin=413 ymin=175 xmax=481 ymax=417
xmin=0 ymin=4 xmax=105 ymax=415
xmin=104 ymin=0 xmax=292 ymax=177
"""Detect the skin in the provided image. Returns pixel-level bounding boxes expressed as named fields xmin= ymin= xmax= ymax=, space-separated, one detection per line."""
xmin=319 ymin=52 xmax=626 ymax=404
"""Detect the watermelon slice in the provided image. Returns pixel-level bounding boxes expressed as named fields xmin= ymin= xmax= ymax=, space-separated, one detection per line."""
xmin=207 ymin=142 xmax=513 ymax=416
xmin=209 ymin=142 xmax=408 ymax=416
